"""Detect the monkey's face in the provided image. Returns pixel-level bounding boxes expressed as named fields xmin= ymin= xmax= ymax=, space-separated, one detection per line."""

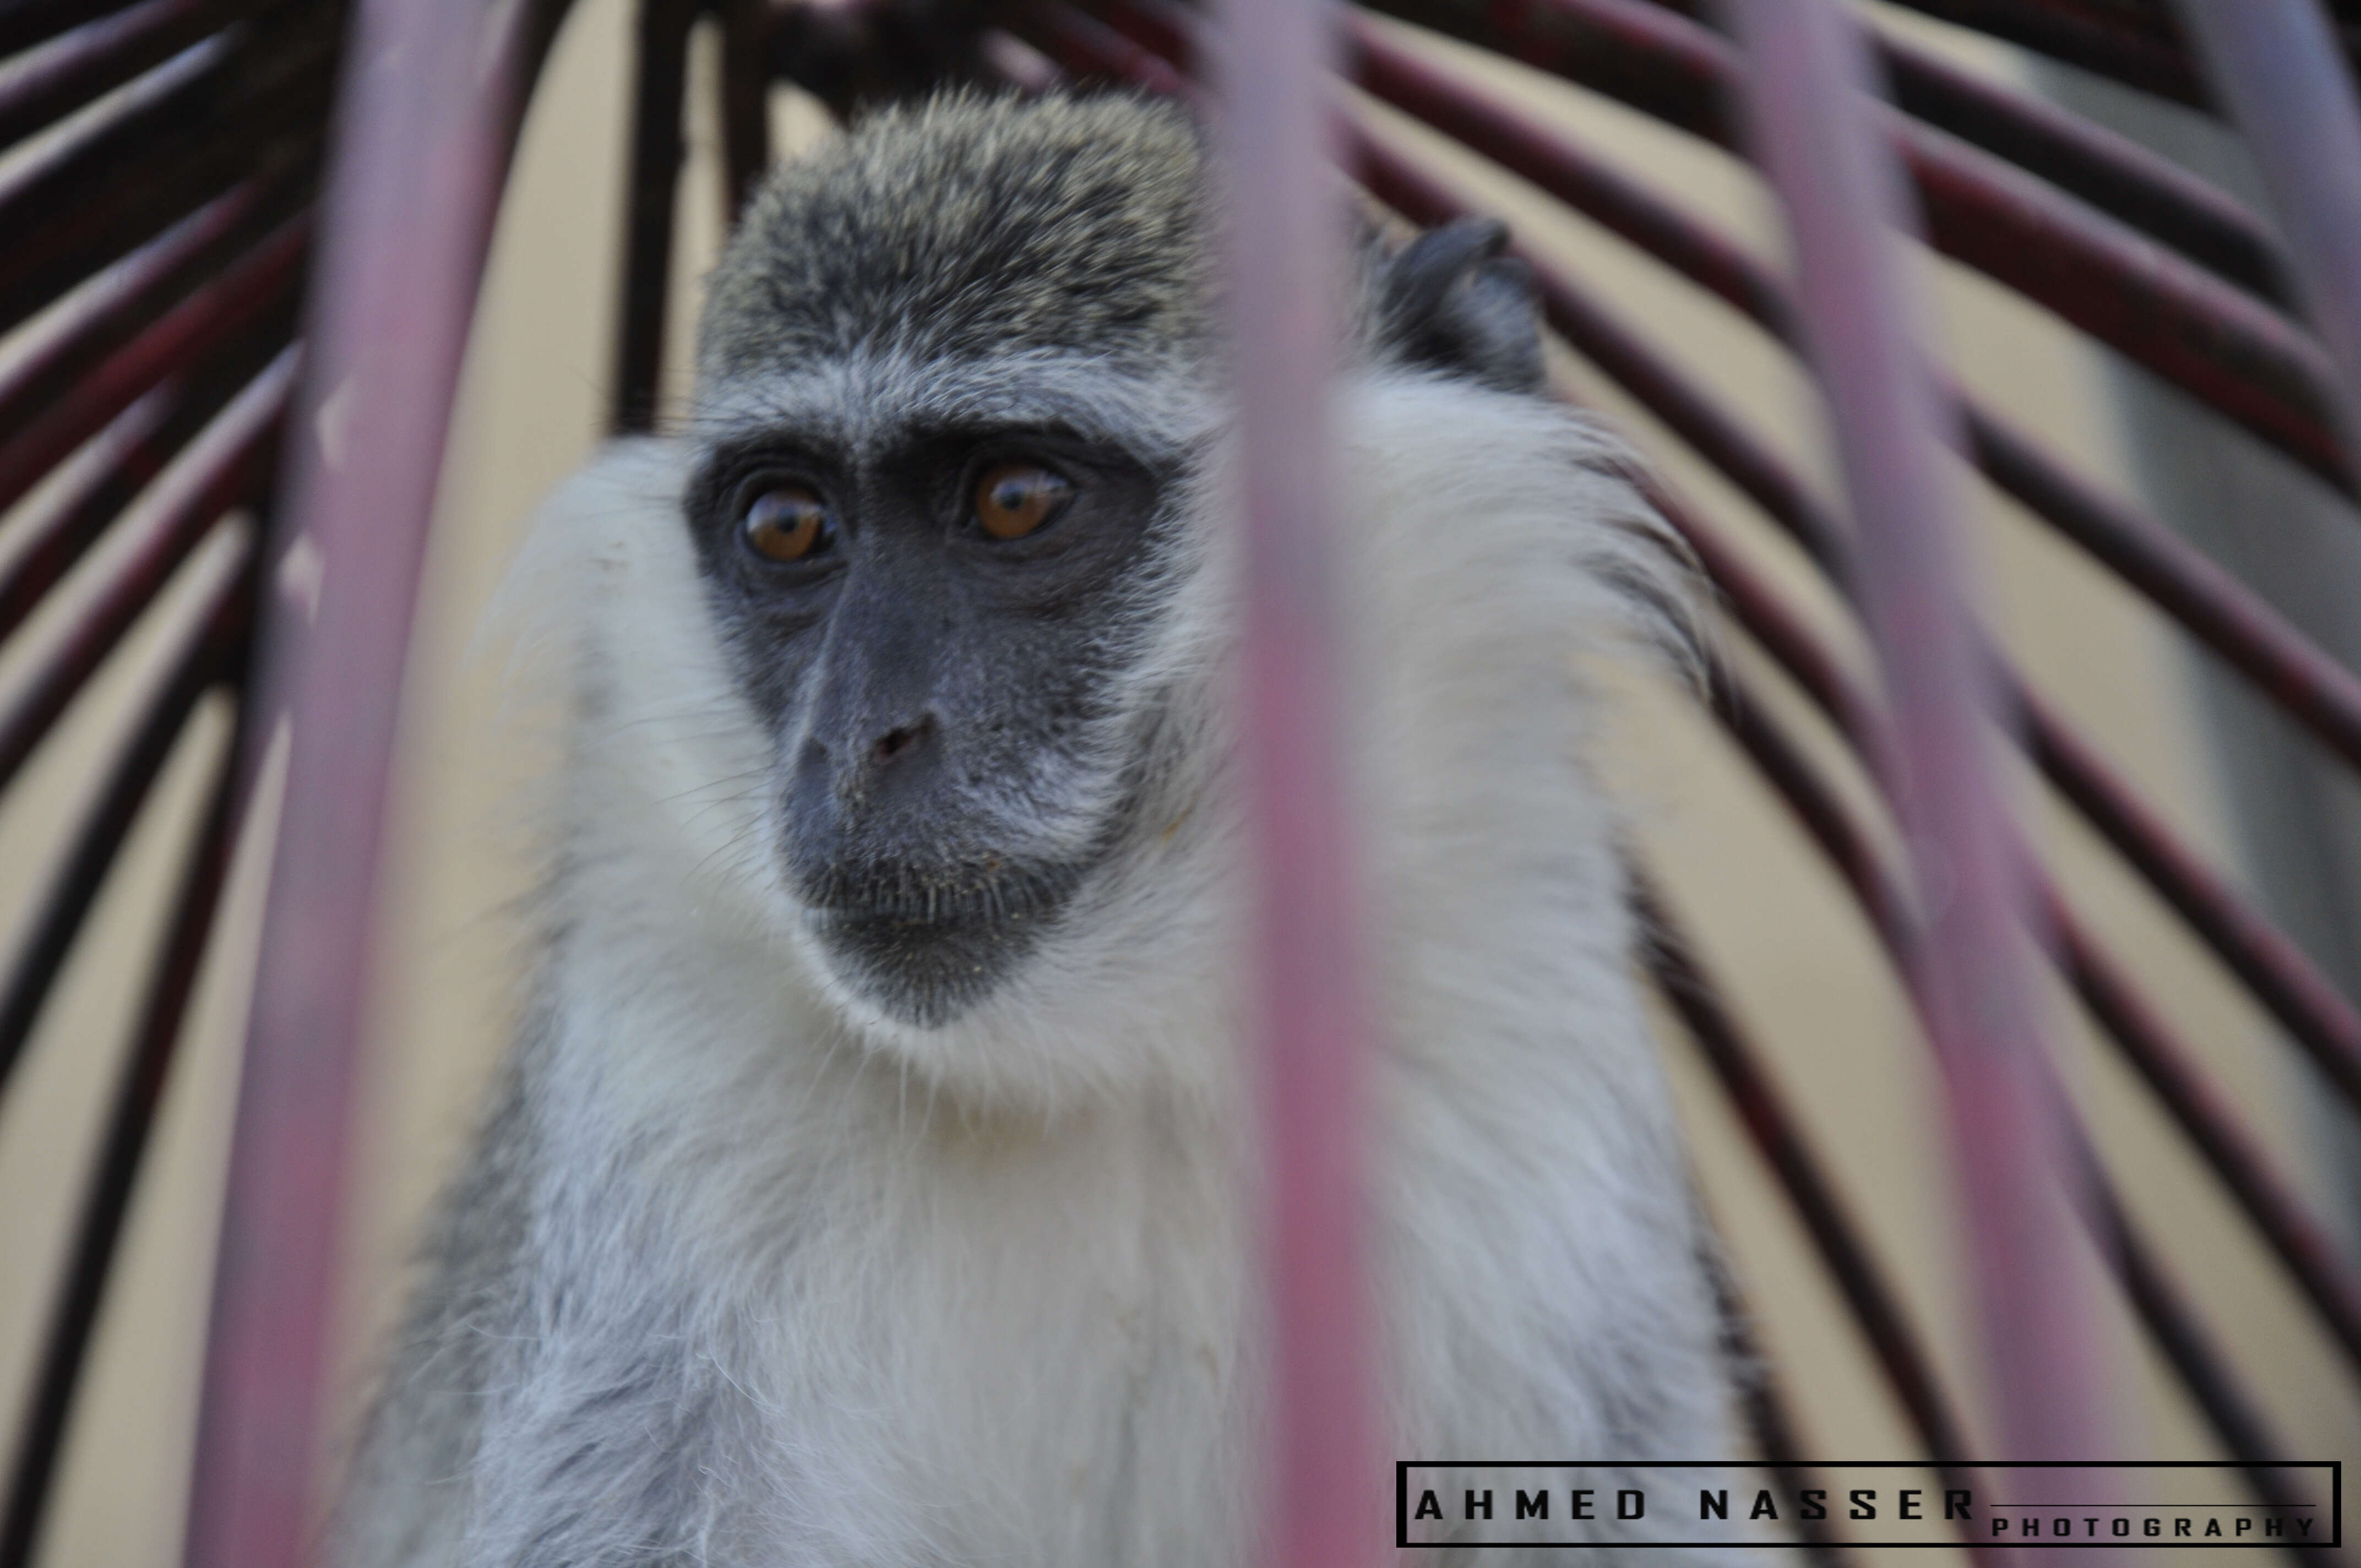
xmin=683 ymin=361 xmax=1199 ymax=1031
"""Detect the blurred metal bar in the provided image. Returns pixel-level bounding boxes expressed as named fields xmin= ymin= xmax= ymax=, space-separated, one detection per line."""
xmin=717 ymin=0 xmax=773 ymax=220
xmin=1964 ymin=407 xmax=2361 ymax=776
xmin=2012 ymin=675 xmax=2361 ymax=1119
xmin=1731 ymin=0 xmax=2105 ymax=1461
xmin=2052 ymin=1118 xmax=2333 ymax=1562
xmin=0 ymin=213 xmax=306 ymax=516
xmin=2042 ymin=887 xmax=2361 ymax=1377
xmin=612 ymin=0 xmax=695 ymax=433
xmin=0 ymin=0 xmax=154 ymax=60
xmin=0 ymin=325 xmax=294 ymax=640
xmin=1213 ymin=2 xmax=1381 ymax=1565
xmin=0 ymin=0 xmax=250 ymax=153
xmin=0 ymin=350 xmax=289 ymax=797
xmin=1876 ymin=0 xmax=2208 ymax=106
xmin=0 ymin=535 xmax=248 ymax=1101
xmin=1635 ymin=875 xmax=1976 ymax=1465
xmin=0 ymin=176 xmax=290 ymax=444
xmin=177 ymin=0 xmax=553 ymax=1559
xmin=0 ymin=586 xmax=250 ymax=1568
xmin=1869 ymin=26 xmax=2282 ymax=302
xmin=2177 ymin=0 xmax=2361 ymax=476
xmin=0 ymin=3 xmax=339 ymax=338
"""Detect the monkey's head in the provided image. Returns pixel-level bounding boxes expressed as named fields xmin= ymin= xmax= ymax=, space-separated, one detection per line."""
xmin=676 ymin=91 xmax=1570 ymax=1071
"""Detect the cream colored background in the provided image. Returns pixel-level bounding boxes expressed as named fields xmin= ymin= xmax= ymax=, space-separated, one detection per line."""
xmin=1 ymin=2 xmax=2355 ymax=1563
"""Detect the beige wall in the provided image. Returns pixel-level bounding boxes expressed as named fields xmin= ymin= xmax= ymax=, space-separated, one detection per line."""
xmin=1 ymin=2 xmax=2353 ymax=1562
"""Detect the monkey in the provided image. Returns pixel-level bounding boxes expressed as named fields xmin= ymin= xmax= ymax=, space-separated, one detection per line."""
xmin=333 ymin=90 xmax=1753 ymax=1567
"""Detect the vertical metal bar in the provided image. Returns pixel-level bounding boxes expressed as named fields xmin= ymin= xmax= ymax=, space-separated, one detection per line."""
xmin=177 ymin=1 xmax=544 ymax=1563
xmin=718 ymin=0 xmax=773 ymax=222
xmin=1726 ymin=0 xmax=2109 ymax=1463
xmin=612 ymin=0 xmax=695 ymax=433
xmin=2175 ymin=0 xmax=2361 ymax=475
xmin=1214 ymin=2 xmax=1380 ymax=1565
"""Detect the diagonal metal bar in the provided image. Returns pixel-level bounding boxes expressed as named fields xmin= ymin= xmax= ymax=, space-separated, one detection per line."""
xmin=0 ymin=0 xmax=266 ymax=153
xmin=0 ymin=213 xmax=307 ymax=519
xmin=1634 ymin=874 xmax=1976 ymax=1466
xmin=2176 ymin=0 xmax=2361 ymax=480
xmin=0 ymin=349 xmax=291 ymax=799
xmin=0 ymin=311 xmax=297 ymax=643
xmin=0 ymin=583 xmax=252 ymax=1568
xmin=0 ymin=532 xmax=253 ymax=1102
xmin=1875 ymin=0 xmax=2208 ymax=107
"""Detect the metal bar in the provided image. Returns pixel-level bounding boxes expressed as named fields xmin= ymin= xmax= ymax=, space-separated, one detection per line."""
xmin=1701 ymin=644 xmax=2314 ymax=1521
xmin=0 ymin=320 xmax=295 ymax=641
xmin=0 ymin=174 xmax=299 ymax=446
xmin=2053 ymin=1116 xmax=2335 ymax=1562
xmin=0 ymin=349 xmax=290 ymax=799
xmin=1868 ymin=25 xmax=2283 ymax=304
xmin=0 ymin=0 xmax=260 ymax=153
xmin=1964 ymin=407 xmax=2361 ymax=776
xmin=717 ymin=0 xmax=773 ymax=221
xmin=2011 ymin=675 xmax=2361 ymax=1119
xmin=178 ymin=0 xmax=553 ymax=1559
xmin=2176 ymin=0 xmax=2361 ymax=478
xmin=1689 ymin=1192 xmax=1854 ymax=1568
xmin=1663 ymin=427 xmax=2361 ymax=1431
xmin=1731 ymin=0 xmax=2105 ymax=1461
xmin=0 ymin=541 xmax=248 ymax=1102
xmin=611 ymin=0 xmax=694 ymax=433
xmin=1213 ymin=2 xmax=1380 ymax=1566
xmin=1875 ymin=0 xmax=2207 ymax=107
xmin=0 ymin=587 xmax=249 ymax=1568
xmin=1635 ymin=875 xmax=1976 ymax=1465
xmin=0 ymin=0 xmax=153 ymax=66
xmin=0 ymin=25 xmax=332 ymax=341
xmin=2043 ymin=888 xmax=2361 ymax=1379
xmin=0 ymin=213 xmax=307 ymax=533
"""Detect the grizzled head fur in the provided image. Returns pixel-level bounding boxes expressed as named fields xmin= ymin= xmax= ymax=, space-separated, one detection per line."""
xmin=701 ymin=91 xmax=1211 ymax=378
xmin=676 ymin=90 xmax=1565 ymax=1042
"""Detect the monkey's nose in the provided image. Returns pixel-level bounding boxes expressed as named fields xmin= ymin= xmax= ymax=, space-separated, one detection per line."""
xmin=869 ymin=715 xmax=935 ymax=769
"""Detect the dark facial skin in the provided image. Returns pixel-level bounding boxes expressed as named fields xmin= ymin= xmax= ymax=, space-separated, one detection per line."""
xmin=684 ymin=420 xmax=1172 ymax=1027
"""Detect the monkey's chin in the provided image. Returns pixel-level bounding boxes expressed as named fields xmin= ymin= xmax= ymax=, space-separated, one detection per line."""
xmin=788 ymin=857 xmax=1089 ymax=1030
xmin=797 ymin=905 xmax=1055 ymax=1029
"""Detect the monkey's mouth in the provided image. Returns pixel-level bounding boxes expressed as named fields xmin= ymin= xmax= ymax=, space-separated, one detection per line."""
xmin=790 ymin=854 xmax=1088 ymax=1025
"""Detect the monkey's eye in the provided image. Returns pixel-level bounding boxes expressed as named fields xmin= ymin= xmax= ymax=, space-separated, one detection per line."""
xmin=972 ymin=463 xmax=1072 ymax=541
xmin=741 ymin=485 xmax=834 ymax=563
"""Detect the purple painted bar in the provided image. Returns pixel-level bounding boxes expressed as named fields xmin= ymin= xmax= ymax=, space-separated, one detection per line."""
xmin=2175 ymin=0 xmax=2361 ymax=475
xmin=1212 ymin=2 xmax=1383 ymax=1566
xmin=177 ymin=1 xmax=544 ymax=1564
xmin=1728 ymin=0 xmax=2107 ymax=1464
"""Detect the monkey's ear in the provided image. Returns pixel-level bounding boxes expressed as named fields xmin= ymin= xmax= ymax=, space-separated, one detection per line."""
xmin=1375 ymin=217 xmax=1546 ymax=395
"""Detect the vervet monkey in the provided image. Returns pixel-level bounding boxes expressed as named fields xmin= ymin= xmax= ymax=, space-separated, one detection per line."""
xmin=337 ymin=90 xmax=1743 ymax=1567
